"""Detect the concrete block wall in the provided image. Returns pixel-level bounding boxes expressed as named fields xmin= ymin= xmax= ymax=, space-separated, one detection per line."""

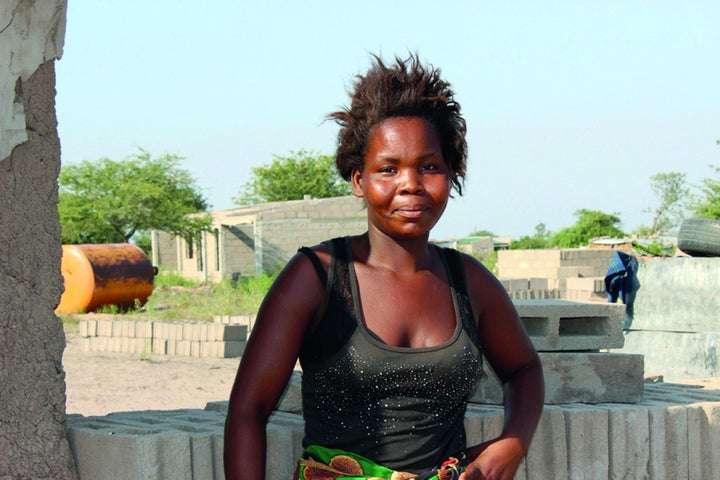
xmin=257 ymin=196 xmax=366 ymax=273
xmin=498 ymin=249 xmax=617 ymax=290
xmin=66 ymin=382 xmax=720 ymax=480
xmin=77 ymin=318 xmax=247 ymax=358
xmin=221 ymin=224 xmax=255 ymax=278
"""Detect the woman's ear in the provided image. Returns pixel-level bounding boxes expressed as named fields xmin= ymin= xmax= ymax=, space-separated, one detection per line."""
xmin=351 ymin=168 xmax=364 ymax=198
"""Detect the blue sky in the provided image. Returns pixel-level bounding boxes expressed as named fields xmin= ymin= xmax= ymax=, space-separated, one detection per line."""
xmin=55 ymin=1 xmax=720 ymax=240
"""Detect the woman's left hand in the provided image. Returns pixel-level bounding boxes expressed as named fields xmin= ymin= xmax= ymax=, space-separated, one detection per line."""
xmin=459 ymin=437 xmax=525 ymax=480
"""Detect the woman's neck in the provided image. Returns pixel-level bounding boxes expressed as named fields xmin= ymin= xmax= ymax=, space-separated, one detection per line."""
xmin=354 ymin=231 xmax=435 ymax=275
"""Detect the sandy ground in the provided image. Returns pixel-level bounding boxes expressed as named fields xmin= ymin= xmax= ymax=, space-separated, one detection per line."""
xmin=63 ymin=334 xmax=241 ymax=417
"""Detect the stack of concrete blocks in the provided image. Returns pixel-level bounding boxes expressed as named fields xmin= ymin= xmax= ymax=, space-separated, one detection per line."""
xmin=498 ymin=248 xmax=619 ymax=295
xmin=77 ymin=316 xmax=248 ymax=358
xmin=620 ymin=257 xmax=720 ymax=381
xmin=500 ymin=277 xmax=561 ymax=300
xmin=472 ymin=300 xmax=643 ymax=405
xmin=565 ymin=276 xmax=607 ymax=302
xmin=66 ymin=376 xmax=720 ymax=479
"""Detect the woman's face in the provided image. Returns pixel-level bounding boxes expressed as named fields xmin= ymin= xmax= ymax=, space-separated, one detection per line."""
xmin=352 ymin=116 xmax=450 ymax=240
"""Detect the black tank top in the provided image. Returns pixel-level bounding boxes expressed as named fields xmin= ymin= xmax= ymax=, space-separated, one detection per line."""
xmin=298 ymin=237 xmax=484 ymax=472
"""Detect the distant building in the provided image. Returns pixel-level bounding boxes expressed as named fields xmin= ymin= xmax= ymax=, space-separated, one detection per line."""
xmin=151 ymin=195 xmax=366 ymax=282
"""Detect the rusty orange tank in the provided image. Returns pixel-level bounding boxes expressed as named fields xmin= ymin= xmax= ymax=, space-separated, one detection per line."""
xmin=56 ymin=243 xmax=155 ymax=314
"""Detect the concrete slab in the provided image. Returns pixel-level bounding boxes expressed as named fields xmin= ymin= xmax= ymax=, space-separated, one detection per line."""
xmin=472 ymin=352 xmax=644 ymax=405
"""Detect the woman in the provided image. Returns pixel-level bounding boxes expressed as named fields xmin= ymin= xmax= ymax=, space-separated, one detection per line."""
xmin=224 ymin=54 xmax=544 ymax=480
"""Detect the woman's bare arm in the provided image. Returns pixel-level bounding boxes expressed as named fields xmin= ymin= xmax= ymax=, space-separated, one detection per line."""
xmin=460 ymin=256 xmax=544 ymax=480
xmin=224 ymin=250 xmax=326 ymax=480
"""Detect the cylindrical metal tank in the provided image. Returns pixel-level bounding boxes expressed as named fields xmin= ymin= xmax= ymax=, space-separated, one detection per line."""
xmin=56 ymin=243 xmax=155 ymax=314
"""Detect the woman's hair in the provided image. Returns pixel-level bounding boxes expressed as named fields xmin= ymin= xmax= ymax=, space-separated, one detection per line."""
xmin=328 ymin=53 xmax=467 ymax=195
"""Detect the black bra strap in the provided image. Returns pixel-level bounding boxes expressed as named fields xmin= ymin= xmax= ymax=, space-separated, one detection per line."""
xmin=298 ymin=246 xmax=327 ymax=285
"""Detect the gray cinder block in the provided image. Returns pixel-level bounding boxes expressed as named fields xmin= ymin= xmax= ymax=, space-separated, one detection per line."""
xmin=525 ymin=406 xmax=568 ymax=480
xmin=605 ymin=405 xmax=650 ymax=479
xmin=514 ymin=300 xmax=625 ymax=351
xmin=564 ymin=404 xmax=609 ymax=479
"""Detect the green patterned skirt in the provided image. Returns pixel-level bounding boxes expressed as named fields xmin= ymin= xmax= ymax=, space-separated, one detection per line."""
xmin=295 ymin=445 xmax=465 ymax=480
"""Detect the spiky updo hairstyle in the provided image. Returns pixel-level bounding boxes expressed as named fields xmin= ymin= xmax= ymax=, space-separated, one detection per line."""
xmin=328 ymin=54 xmax=468 ymax=195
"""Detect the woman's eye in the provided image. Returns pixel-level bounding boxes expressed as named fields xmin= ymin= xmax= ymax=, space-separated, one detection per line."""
xmin=421 ymin=163 xmax=439 ymax=172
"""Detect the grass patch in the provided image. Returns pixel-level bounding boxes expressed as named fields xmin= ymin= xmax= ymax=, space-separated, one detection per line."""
xmin=133 ymin=271 xmax=274 ymax=322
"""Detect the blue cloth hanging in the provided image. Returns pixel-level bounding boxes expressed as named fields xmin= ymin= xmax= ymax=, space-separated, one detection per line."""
xmin=604 ymin=251 xmax=640 ymax=330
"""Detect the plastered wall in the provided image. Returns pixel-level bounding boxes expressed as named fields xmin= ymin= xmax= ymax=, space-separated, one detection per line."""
xmin=0 ymin=1 xmax=77 ymax=478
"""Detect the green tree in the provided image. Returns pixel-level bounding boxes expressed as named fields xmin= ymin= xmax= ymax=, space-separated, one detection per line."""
xmin=694 ymin=163 xmax=720 ymax=220
xmin=510 ymin=222 xmax=551 ymax=250
xmin=636 ymin=172 xmax=689 ymax=234
xmin=469 ymin=229 xmax=495 ymax=237
xmin=234 ymin=150 xmax=351 ymax=206
xmin=551 ymin=209 xmax=625 ymax=248
xmin=59 ymin=150 xmax=212 ymax=245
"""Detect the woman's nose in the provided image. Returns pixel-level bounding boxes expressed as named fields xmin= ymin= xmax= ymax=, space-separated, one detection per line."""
xmin=399 ymin=169 xmax=423 ymax=194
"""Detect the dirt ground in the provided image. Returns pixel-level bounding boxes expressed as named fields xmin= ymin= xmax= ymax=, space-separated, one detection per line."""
xmin=63 ymin=334 xmax=241 ymax=417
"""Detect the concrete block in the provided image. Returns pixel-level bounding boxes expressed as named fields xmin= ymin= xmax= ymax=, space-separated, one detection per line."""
xmin=133 ymin=338 xmax=149 ymax=355
xmin=86 ymin=319 xmax=98 ymax=337
xmin=136 ymin=320 xmax=153 ymax=338
xmin=697 ymin=403 xmax=720 ymax=480
xmin=503 ymin=278 xmax=530 ymax=291
xmin=276 ymin=371 xmax=303 ymax=413
xmin=606 ymin=405 xmax=650 ymax=479
xmin=564 ymin=404 xmax=609 ymax=479
xmin=78 ymin=320 xmax=89 ymax=338
xmin=565 ymin=276 xmax=604 ymax=291
xmin=190 ymin=341 xmax=201 ymax=358
xmin=176 ymin=340 xmax=191 ymax=356
xmin=647 ymin=405 xmax=688 ymax=480
xmin=514 ymin=300 xmax=625 ymax=351
xmin=525 ymin=406 xmax=568 ymax=480
xmin=168 ymin=322 xmax=182 ymax=341
xmin=206 ymin=324 xmax=220 ymax=342
xmin=218 ymin=324 xmax=247 ymax=342
xmin=188 ymin=432 xmax=215 ymax=480
xmin=183 ymin=323 xmax=194 ymax=341
xmin=96 ymin=319 xmax=113 ymax=336
xmin=266 ymin=412 xmax=305 ymax=480
xmin=464 ymin=404 xmax=493 ymax=446
xmin=218 ymin=341 xmax=245 ymax=358
xmin=152 ymin=338 xmax=168 ymax=355
xmin=471 ymin=352 xmax=644 ymax=405
xmin=110 ymin=336 xmax=123 ymax=352
xmin=528 ymin=278 xmax=548 ymax=290
xmin=90 ymin=336 xmax=108 ymax=352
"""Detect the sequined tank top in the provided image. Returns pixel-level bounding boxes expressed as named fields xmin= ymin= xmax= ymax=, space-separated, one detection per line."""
xmin=298 ymin=237 xmax=484 ymax=472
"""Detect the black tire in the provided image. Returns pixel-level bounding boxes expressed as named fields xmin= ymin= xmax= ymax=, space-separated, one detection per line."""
xmin=678 ymin=217 xmax=720 ymax=257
